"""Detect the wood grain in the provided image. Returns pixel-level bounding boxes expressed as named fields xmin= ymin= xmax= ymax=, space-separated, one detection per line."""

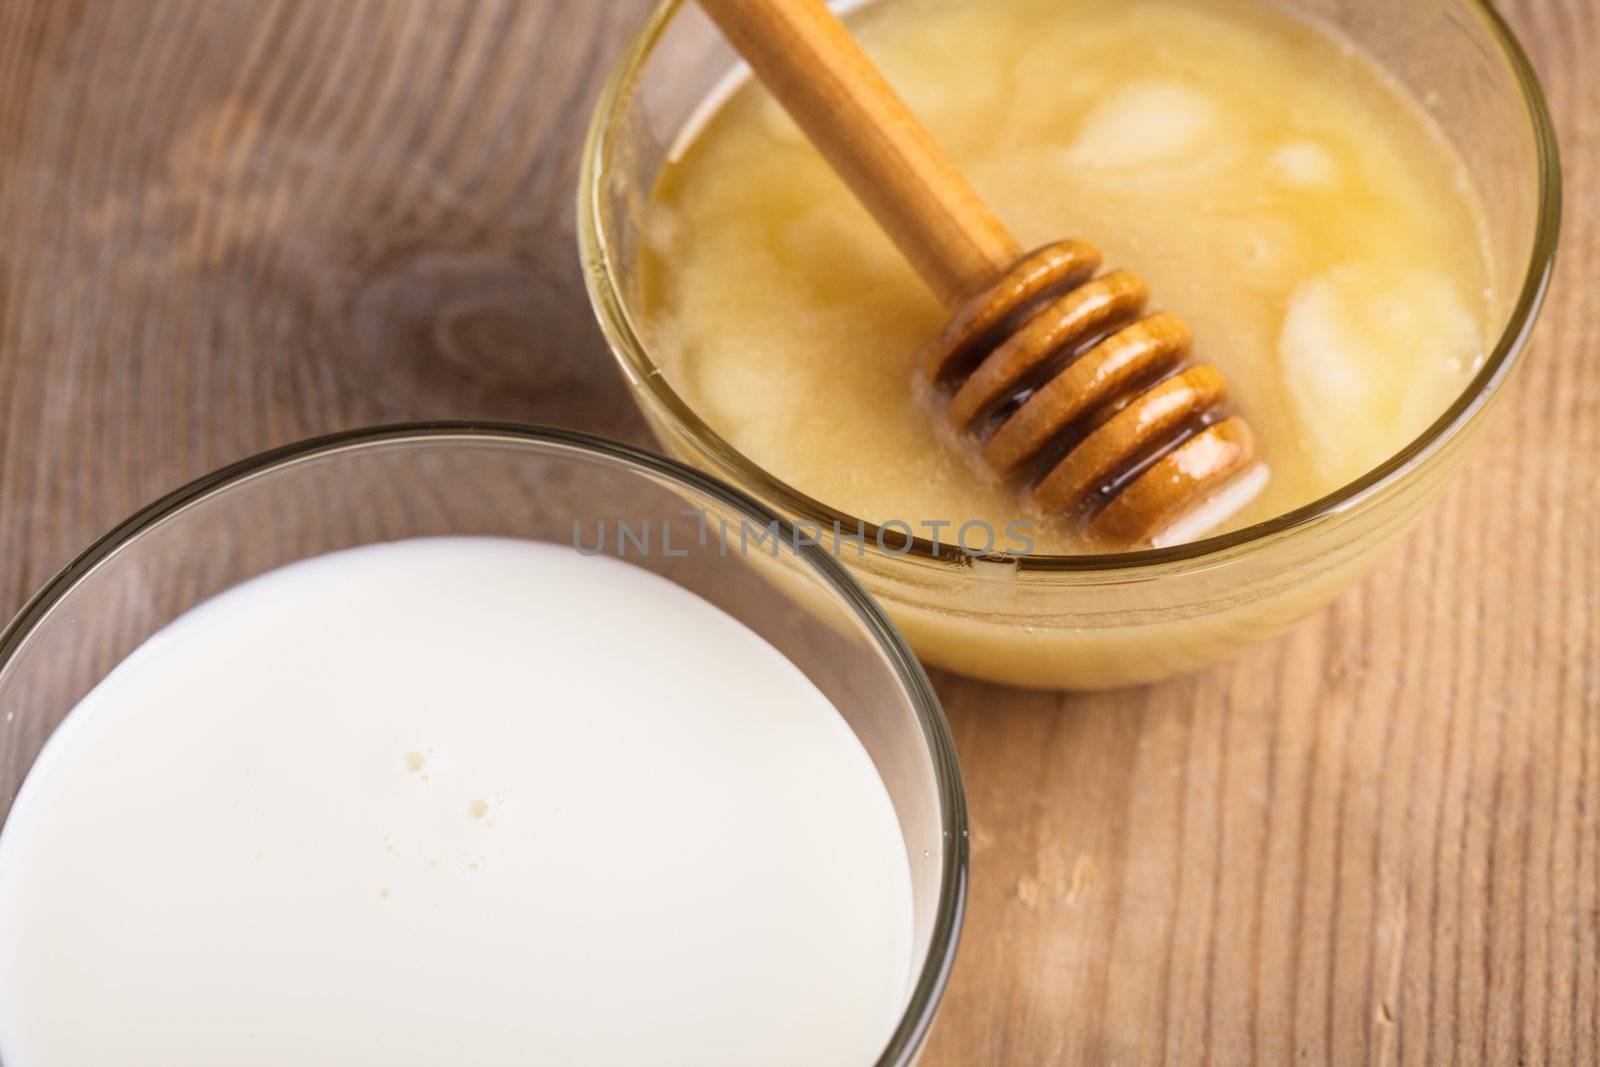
xmin=0 ymin=1 xmax=1594 ymax=1063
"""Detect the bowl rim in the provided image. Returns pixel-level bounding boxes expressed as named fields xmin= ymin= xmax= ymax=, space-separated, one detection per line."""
xmin=0 ymin=421 xmax=970 ymax=1067
xmin=577 ymin=0 xmax=1562 ymax=574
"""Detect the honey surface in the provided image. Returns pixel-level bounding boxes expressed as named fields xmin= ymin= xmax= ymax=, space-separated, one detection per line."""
xmin=641 ymin=0 xmax=1493 ymax=552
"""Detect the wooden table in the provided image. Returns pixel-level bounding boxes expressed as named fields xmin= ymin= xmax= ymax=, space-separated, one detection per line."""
xmin=0 ymin=2 xmax=1593 ymax=1062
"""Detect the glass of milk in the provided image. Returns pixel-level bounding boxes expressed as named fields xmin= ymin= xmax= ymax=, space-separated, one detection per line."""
xmin=0 ymin=424 xmax=967 ymax=1067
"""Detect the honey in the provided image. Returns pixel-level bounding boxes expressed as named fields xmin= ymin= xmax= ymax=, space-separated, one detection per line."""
xmin=639 ymin=0 xmax=1493 ymax=552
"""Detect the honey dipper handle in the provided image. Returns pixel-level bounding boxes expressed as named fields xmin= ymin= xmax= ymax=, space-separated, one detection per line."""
xmin=697 ymin=0 xmax=1020 ymax=307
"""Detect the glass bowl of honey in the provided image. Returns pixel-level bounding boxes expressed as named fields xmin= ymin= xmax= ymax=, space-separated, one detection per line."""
xmin=580 ymin=0 xmax=1560 ymax=690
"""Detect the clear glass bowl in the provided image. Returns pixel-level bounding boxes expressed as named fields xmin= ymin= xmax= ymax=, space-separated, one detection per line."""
xmin=578 ymin=0 xmax=1561 ymax=690
xmin=0 ymin=424 xmax=968 ymax=1067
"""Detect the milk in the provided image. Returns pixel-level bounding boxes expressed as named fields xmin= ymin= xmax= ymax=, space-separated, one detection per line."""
xmin=0 ymin=538 xmax=914 ymax=1066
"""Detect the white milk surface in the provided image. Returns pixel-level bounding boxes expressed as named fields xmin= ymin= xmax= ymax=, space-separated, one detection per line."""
xmin=0 ymin=537 xmax=914 ymax=1066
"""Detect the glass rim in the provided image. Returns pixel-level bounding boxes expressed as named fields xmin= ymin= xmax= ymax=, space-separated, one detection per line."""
xmin=0 ymin=421 xmax=970 ymax=1067
xmin=578 ymin=0 xmax=1562 ymax=575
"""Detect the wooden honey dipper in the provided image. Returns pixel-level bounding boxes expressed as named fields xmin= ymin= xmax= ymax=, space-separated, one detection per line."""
xmin=697 ymin=0 xmax=1263 ymax=546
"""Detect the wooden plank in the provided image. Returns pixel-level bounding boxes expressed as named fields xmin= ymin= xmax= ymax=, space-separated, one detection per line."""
xmin=0 ymin=1 xmax=1594 ymax=1062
